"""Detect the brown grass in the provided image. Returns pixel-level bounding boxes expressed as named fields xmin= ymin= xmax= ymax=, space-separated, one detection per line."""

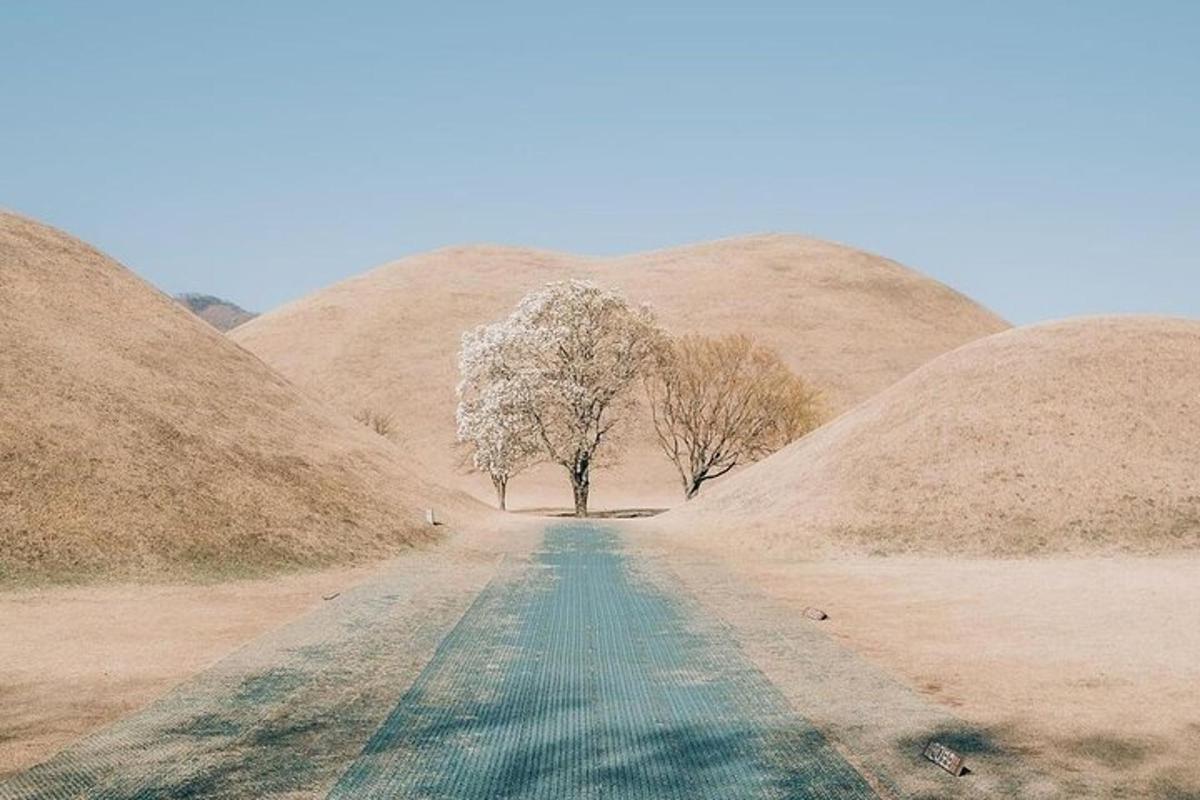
xmin=677 ymin=550 xmax=1200 ymax=797
xmin=0 ymin=563 xmax=376 ymax=776
xmin=660 ymin=316 xmax=1200 ymax=556
xmin=231 ymin=236 xmax=1007 ymax=510
xmin=0 ymin=211 xmax=487 ymax=583
xmin=353 ymin=408 xmax=396 ymax=438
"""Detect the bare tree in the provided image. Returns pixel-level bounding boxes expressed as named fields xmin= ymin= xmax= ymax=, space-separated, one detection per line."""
xmin=646 ymin=333 xmax=821 ymax=499
xmin=458 ymin=280 xmax=660 ymax=517
xmin=353 ymin=408 xmax=395 ymax=438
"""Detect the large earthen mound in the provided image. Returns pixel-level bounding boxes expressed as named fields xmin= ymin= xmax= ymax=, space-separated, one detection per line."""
xmin=662 ymin=316 xmax=1200 ymax=556
xmin=233 ymin=235 xmax=1006 ymax=509
xmin=0 ymin=212 xmax=481 ymax=582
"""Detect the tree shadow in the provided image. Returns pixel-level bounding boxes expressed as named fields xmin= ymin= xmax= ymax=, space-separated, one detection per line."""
xmin=896 ymin=723 xmax=1007 ymax=760
xmin=1063 ymin=733 xmax=1153 ymax=770
xmin=334 ymin=676 xmax=873 ymax=798
xmin=514 ymin=507 xmax=668 ymax=519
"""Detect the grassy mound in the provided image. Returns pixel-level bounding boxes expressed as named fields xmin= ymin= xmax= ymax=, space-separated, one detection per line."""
xmin=0 ymin=212 xmax=482 ymax=583
xmin=232 ymin=235 xmax=1006 ymax=509
xmin=662 ymin=316 xmax=1200 ymax=556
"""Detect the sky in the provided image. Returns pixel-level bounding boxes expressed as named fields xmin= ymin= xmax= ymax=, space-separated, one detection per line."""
xmin=1 ymin=1 xmax=1196 ymax=324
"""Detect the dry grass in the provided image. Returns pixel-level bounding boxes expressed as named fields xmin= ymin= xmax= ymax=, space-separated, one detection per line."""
xmin=0 ymin=211 xmax=487 ymax=583
xmin=681 ymin=550 xmax=1200 ymax=797
xmin=232 ymin=236 xmax=1007 ymax=510
xmin=661 ymin=316 xmax=1200 ymax=556
xmin=0 ymin=563 xmax=377 ymax=776
xmin=353 ymin=408 xmax=396 ymax=438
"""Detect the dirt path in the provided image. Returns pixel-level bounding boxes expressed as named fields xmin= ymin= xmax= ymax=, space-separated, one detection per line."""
xmin=0 ymin=522 xmax=1041 ymax=799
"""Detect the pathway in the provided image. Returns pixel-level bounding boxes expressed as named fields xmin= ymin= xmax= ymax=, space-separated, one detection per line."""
xmin=0 ymin=523 xmax=924 ymax=798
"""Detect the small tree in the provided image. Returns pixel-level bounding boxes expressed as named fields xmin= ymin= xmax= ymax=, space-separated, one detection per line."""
xmin=458 ymin=280 xmax=660 ymax=517
xmin=456 ymin=344 xmax=540 ymax=510
xmin=646 ymin=333 xmax=821 ymax=499
xmin=354 ymin=408 xmax=395 ymax=438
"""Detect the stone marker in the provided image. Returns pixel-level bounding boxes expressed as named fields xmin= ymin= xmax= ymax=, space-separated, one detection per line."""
xmin=425 ymin=508 xmax=437 ymax=525
xmin=803 ymin=607 xmax=828 ymax=621
xmin=923 ymin=740 xmax=967 ymax=776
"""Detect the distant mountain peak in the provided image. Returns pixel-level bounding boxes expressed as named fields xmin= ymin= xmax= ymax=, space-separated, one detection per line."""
xmin=176 ymin=292 xmax=257 ymax=331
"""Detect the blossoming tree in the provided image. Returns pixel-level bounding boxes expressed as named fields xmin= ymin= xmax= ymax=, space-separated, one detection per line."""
xmin=457 ymin=280 xmax=660 ymax=516
xmin=456 ymin=328 xmax=541 ymax=510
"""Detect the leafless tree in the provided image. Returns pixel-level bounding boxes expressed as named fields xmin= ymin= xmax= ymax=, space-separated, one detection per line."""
xmin=353 ymin=408 xmax=395 ymax=438
xmin=646 ymin=333 xmax=821 ymax=499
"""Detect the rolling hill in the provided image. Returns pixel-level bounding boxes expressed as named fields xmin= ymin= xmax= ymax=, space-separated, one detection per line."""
xmin=0 ymin=211 xmax=482 ymax=582
xmin=661 ymin=316 xmax=1200 ymax=556
xmin=232 ymin=235 xmax=1008 ymax=509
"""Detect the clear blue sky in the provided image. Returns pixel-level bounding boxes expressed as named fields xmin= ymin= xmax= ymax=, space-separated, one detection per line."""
xmin=2 ymin=2 xmax=1196 ymax=324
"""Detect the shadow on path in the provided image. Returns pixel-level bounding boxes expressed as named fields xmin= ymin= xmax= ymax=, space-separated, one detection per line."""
xmin=329 ymin=524 xmax=876 ymax=799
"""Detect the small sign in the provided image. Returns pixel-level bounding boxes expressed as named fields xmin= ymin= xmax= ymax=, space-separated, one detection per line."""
xmin=923 ymin=741 xmax=966 ymax=776
xmin=803 ymin=607 xmax=828 ymax=621
xmin=425 ymin=509 xmax=437 ymax=525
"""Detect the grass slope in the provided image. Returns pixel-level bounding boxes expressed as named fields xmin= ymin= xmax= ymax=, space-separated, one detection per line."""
xmin=662 ymin=316 xmax=1200 ymax=556
xmin=232 ymin=235 xmax=1007 ymax=509
xmin=0 ymin=211 xmax=483 ymax=583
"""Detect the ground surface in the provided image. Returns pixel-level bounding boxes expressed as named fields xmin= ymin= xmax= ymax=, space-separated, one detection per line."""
xmin=0 ymin=522 xmax=1047 ymax=799
xmin=0 ymin=564 xmax=379 ymax=777
xmin=654 ymin=537 xmax=1200 ymax=799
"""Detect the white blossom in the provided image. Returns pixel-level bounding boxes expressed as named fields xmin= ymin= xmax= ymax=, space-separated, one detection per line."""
xmin=455 ymin=280 xmax=661 ymax=515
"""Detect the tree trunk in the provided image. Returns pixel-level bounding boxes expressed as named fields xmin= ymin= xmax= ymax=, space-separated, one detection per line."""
xmin=492 ymin=475 xmax=508 ymax=511
xmin=572 ymin=478 xmax=589 ymax=517
xmin=685 ymin=479 xmax=703 ymax=500
xmin=568 ymin=455 xmax=590 ymax=517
